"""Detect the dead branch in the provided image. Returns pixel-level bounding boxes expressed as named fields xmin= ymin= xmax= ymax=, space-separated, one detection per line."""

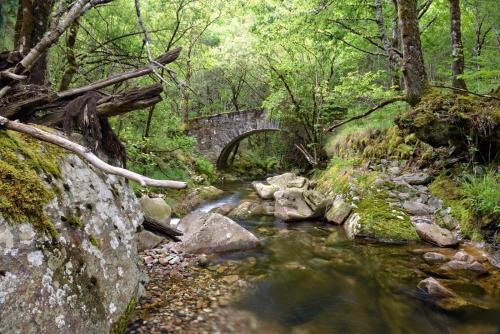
xmin=295 ymin=144 xmax=318 ymax=166
xmin=30 ymin=84 xmax=164 ymax=125
xmin=1 ymin=50 xmax=180 ymax=120
xmin=0 ymin=116 xmax=187 ymax=189
xmin=325 ymin=96 xmax=406 ymax=132
xmin=432 ymin=85 xmax=500 ymax=101
xmin=58 ymin=48 xmax=181 ymax=98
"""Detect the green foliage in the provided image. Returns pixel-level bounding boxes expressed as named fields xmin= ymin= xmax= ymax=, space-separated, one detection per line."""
xmin=460 ymin=171 xmax=500 ymax=218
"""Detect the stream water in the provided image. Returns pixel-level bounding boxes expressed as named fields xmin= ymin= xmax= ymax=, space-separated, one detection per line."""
xmin=194 ymin=180 xmax=500 ymax=334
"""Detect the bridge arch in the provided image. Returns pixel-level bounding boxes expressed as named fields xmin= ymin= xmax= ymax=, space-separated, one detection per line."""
xmin=187 ymin=109 xmax=283 ymax=169
xmin=216 ymin=128 xmax=285 ymax=169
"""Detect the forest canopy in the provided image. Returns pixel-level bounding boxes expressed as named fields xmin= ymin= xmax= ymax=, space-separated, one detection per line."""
xmin=0 ymin=0 xmax=498 ymax=178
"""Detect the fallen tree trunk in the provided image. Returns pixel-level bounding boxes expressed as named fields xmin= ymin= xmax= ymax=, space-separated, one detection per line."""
xmin=0 ymin=115 xmax=187 ymax=189
xmin=31 ymin=84 xmax=163 ymax=126
xmin=0 ymin=48 xmax=181 ymax=121
xmin=143 ymin=217 xmax=183 ymax=242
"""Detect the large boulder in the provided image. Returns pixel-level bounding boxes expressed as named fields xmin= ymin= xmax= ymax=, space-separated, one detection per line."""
xmin=253 ymin=173 xmax=309 ymax=200
xmin=274 ymin=188 xmax=316 ymax=221
xmin=228 ymin=201 xmax=274 ymax=219
xmin=140 ymin=196 xmax=172 ymax=225
xmin=413 ymin=219 xmax=459 ymax=247
xmin=174 ymin=212 xmax=259 ymax=253
xmin=252 ymin=182 xmax=279 ymax=200
xmin=343 ymin=196 xmax=419 ymax=243
xmin=136 ymin=230 xmax=165 ymax=252
xmin=173 ymin=186 xmax=224 ymax=215
xmin=0 ymin=136 xmax=143 ymax=334
xmin=325 ymin=197 xmax=352 ymax=225
xmin=303 ymin=190 xmax=330 ymax=216
xmin=267 ymin=173 xmax=309 ymax=189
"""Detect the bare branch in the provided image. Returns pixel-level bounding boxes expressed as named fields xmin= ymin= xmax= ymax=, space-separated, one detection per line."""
xmin=325 ymin=96 xmax=406 ymax=131
xmin=0 ymin=116 xmax=187 ymax=189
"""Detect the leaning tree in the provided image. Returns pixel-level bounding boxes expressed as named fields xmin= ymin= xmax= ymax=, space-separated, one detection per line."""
xmin=0 ymin=0 xmax=186 ymax=189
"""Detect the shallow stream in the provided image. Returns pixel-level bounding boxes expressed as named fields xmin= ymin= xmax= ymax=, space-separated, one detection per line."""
xmin=196 ymin=180 xmax=500 ymax=334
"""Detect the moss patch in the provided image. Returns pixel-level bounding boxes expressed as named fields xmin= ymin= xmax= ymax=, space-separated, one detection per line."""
xmin=0 ymin=130 xmax=63 ymax=237
xmin=428 ymin=173 xmax=480 ymax=240
xmin=89 ymin=234 xmax=99 ymax=248
xmin=110 ymin=297 xmax=137 ymax=334
xmin=315 ymin=158 xmax=357 ymax=197
xmin=355 ymin=193 xmax=419 ymax=242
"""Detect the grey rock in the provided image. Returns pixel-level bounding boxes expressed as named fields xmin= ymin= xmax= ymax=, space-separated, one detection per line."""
xmin=413 ymin=220 xmax=459 ymax=247
xmin=0 ymin=151 xmax=143 ymax=334
xmin=303 ymin=190 xmax=330 ymax=216
xmin=403 ymin=201 xmax=435 ymax=215
xmin=389 ymin=166 xmax=401 ymax=176
xmin=274 ymin=188 xmax=315 ymax=221
xmin=174 ymin=213 xmax=259 ymax=254
xmin=267 ymin=173 xmax=309 ymax=189
xmin=252 ymin=182 xmax=279 ymax=199
xmin=437 ymin=260 xmax=488 ymax=276
xmin=417 ymin=277 xmax=467 ymax=310
xmin=209 ymin=203 xmax=235 ymax=216
xmin=228 ymin=201 xmax=274 ymax=219
xmin=325 ymin=197 xmax=352 ymax=225
xmin=344 ymin=213 xmax=361 ymax=240
xmin=136 ymin=230 xmax=165 ymax=252
xmin=398 ymin=173 xmax=432 ymax=185
xmin=140 ymin=196 xmax=172 ymax=225
xmin=453 ymin=250 xmax=473 ymax=262
xmin=428 ymin=197 xmax=443 ymax=211
xmin=423 ymin=252 xmax=447 ymax=264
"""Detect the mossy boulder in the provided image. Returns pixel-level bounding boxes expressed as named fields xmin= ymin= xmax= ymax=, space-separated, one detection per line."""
xmin=397 ymin=93 xmax=499 ymax=162
xmin=0 ymin=133 xmax=144 ymax=334
xmin=344 ymin=194 xmax=419 ymax=243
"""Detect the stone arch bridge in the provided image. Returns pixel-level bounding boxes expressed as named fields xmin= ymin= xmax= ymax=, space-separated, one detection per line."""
xmin=187 ymin=109 xmax=283 ymax=169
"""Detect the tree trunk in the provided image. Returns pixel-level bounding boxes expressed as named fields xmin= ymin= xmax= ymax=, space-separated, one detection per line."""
xmin=397 ymin=0 xmax=428 ymax=105
xmin=28 ymin=0 xmax=55 ymax=85
xmin=143 ymin=105 xmax=155 ymax=137
xmin=59 ymin=18 xmax=80 ymax=91
xmin=449 ymin=0 xmax=467 ymax=90
xmin=375 ymin=0 xmax=401 ymax=90
xmin=15 ymin=0 xmax=56 ymax=85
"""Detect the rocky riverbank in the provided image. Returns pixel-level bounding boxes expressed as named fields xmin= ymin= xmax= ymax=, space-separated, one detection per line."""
xmin=127 ymin=166 xmax=498 ymax=333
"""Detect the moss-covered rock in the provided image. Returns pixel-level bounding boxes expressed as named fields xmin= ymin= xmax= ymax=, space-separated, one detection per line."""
xmin=345 ymin=193 xmax=419 ymax=243
xmin=0 ymin=130 xmax=63 ymax=237
xmin=0 ymin=134 xmax=144 ymax=334
xmin=397 ymin=92 xmax=499 ymax=163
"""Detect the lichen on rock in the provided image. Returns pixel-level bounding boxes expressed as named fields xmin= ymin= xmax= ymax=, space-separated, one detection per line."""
xmin=0 ymin=133 xmax=144 ymax=334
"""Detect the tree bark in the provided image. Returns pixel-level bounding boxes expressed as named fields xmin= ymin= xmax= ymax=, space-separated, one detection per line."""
xmin=59 ymin=17 xmax=80 ymax=91
xmin=397 ymin=0 xmax=428 ymax=105
xmin=0 ymin=115 xmax=187 ymax=189
xmin=27 ymin=0 xmax=55 ymax=85
xmin=375 ymin=0 xmax=401 ymax=90
xmin=449 ymin=0 xmax=467 ymax=90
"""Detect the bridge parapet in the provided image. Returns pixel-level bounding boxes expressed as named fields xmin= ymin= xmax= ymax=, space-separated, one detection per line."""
xmin=187 ymin=108 xmax=281 ymax=166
